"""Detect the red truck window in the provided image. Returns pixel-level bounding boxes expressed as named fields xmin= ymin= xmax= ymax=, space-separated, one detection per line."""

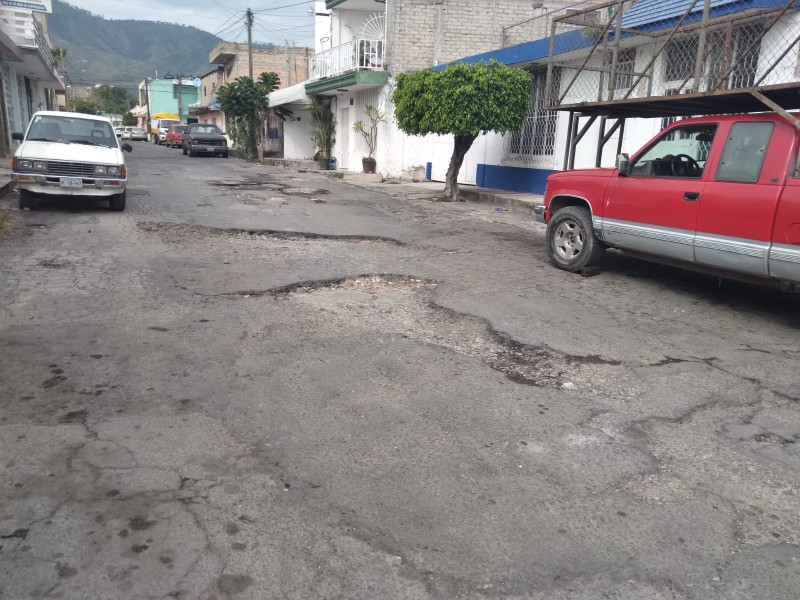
xmin=715 ymin=122 xmax=774 ymax=183
xmin=629 ymin=123 xmax=717 ymax=179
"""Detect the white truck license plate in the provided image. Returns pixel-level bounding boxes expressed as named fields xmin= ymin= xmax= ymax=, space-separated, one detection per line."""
xmin=60 ymin=177 xmax=82 ymax=189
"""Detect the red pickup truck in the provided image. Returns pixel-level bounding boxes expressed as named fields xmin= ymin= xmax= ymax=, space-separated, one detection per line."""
xmin=535 ymin=113 xmax=800 ymax=289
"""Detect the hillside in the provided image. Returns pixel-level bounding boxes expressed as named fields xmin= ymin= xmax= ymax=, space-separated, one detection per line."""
xmin=48 ymin=1 xmax=271 ymax=93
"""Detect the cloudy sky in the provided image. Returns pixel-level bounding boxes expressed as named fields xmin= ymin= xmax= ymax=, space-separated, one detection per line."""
xmin=62 ymin=0 xmax=317 ymax=46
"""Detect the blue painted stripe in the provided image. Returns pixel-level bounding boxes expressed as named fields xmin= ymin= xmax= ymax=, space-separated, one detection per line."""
xmin=476 ymin=164 xmax=555 ymax=194
xmin=425 ymin=162 xmax=432 ymax=180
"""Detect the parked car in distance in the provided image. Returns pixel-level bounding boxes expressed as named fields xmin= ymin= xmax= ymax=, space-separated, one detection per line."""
xmin=165 ymin=124 xmax=188 ymax=148
xmin=182 ymin=123 xmax=228 ymax=158
xmin=535 ymin=112 xmax=800 ymax=290
xmin=121 ymin=126 xmax=134 ymax=140
xmin=152 ymin=118 xmax=179 ymax=145
xmin=129 ymin=127 xmax=148 ymax=141
xmin=11 ymin=111 xmax=132 ymax=211
xmin=114 ymin=126 xmax=124 ymax=138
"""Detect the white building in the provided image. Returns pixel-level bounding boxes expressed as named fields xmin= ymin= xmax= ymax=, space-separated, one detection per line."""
xmin=0 ymin=4 xmax=64 ymax=157
xmin=272 ymin=0 xmax=800 ymax=193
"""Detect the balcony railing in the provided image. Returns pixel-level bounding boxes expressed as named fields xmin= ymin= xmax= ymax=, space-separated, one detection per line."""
xmin=312 ymin=38 xmax=385 ymax=79
xmin=0 ymin=10 xmax=56 ymax=75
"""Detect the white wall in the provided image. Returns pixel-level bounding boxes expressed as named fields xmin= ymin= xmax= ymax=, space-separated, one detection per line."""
xmin=283 ymin=105 xmax=315 ymax=159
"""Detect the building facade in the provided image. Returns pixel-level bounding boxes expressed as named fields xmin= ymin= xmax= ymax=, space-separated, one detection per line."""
xmin=0 ymin=5 xmax=64 ymax=157
xmin=271 ymin=0 xmax=592 ymax=175
xmin=189 ymin=43 xmax=313 ymax=147
xmin=191 ymin=65 xmax=225 ymax=130
xmin=274 ymin=0 xmax=800 ymax=195
xmin=138 ymin=76 xmax=200 ymax=131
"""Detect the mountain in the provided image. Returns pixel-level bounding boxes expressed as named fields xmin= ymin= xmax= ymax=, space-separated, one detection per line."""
xmin=48 ymin=1 xmax=271 ymax=94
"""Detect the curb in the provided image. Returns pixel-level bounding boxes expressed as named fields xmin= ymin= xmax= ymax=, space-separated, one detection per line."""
xmin=0 ymin=177 xmax=15 ymax=200
xmin=459 ymin=187 xmax=541 ymax=216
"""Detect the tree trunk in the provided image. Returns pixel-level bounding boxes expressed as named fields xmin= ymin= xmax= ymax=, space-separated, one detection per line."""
xmin=444 ymin=134 xmax=477 ymax=201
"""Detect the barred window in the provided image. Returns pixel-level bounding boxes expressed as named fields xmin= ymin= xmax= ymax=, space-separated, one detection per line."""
xmin=664 ymin=37 xmax=698 ymax=82
xmin=615 ymin=48 xmax=636 ymax=90
xmin=504 ymin=68 xmax=560 ymax=163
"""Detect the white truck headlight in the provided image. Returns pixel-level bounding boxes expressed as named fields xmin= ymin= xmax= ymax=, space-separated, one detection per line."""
xmin=19 ymin=159 xmax=32 ymax=169
xmin=107 ymin=166 xmax=121 ymax=176
xmin=33 ymin=161 xmax=47 ymax=171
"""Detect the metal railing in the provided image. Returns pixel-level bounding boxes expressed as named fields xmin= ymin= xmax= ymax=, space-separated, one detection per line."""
xmin=540 ymin=0 xmax=800 ymax=108
xmin=311 ymin=38 xmax=385 ymax=79
xmin=0 ymin=10 xmax=57 ymax=75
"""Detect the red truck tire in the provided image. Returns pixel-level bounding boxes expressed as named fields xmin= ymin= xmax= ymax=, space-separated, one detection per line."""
xmin=546 ymin=206 xmax=605 ymax=272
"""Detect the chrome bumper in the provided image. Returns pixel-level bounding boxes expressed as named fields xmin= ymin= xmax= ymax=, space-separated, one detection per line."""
xmin=13 ymin=173 xmax=127 ymax=195
xmin=533 ymin=205 xmax=546 ymax=223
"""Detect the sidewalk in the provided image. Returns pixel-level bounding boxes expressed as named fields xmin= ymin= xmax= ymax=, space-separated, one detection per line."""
xmin=0 ymin=157 xmax=13 ymax=199
xmin=339 ymin=177 xmax=544 ymax=216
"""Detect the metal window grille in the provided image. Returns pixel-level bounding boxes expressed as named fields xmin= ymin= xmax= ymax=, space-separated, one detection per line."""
xmin=504 ymin=68 xmax=561 ymax=164
xmin=664 ymin=38 xmax=699 ymax=83
xmin=615 ymin=48 xmax=636 ymax=89
xmin=527 ymin=0 xmax=800 ymax=109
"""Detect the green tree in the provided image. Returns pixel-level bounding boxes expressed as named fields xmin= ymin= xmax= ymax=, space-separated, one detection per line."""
xmin=73 ymin=98 xmax=100 ymax=114
xmin=217 ymin=72 xmax=283 ymax=161
xmin=309 ymin=98 xmax=335 ymax=160
xmin=122 ymin=111 xmax=137 ymax=126
xmin=51 ymin=48 xmax=67 ymax=73
xmin=91 ymin=85 xmax=135 ymax=115
xmin=393 ymin=60 xmax=532 ymax=201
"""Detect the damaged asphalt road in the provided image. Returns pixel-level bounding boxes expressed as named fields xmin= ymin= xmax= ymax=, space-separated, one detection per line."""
xmin=0 ymin=142 xmax=799 ymax=599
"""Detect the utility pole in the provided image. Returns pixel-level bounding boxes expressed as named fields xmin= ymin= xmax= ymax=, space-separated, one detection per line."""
xmin=246 ymin=8 xmax=254 ymax=79
xmin=177 ymin=75 xmax=183 ymax=123
xmin=285 ymin=41 xmax=290 ymax=87
xmin=144 ymin=77 xmax=151 ymax=136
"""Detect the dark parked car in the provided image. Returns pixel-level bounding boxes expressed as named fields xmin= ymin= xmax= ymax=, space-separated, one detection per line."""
xmin=165 ymin=124 xmax=188 ymax=148
xmin=182 ymin=123 xmax=228 ymax=158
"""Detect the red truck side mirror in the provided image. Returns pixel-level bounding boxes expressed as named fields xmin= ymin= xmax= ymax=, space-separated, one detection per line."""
xmin=617 ymin=153 xmax=630 ymax=176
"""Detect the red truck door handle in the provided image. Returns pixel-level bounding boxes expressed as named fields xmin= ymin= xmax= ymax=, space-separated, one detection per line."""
xmin=683 ymin=191 xmax=700 ymax=201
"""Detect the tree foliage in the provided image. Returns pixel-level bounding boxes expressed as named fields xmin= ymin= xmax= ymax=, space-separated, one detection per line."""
xmin=122 ymin=111 xmax=137 ymax=126
xmin=309 ymin=98 xmax=335 ymax=160
xmin=72 ymin=98 xmax=99 ymax=115
xmin=393 ymin=60 xmax=532 ymax=200
xmin=90 ymin=85 xmax=136 ymax=115
xmin=217 ymin=72 xmax=283 ymax=161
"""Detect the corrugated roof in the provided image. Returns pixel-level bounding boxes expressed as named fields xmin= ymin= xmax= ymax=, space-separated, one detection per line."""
xmin=621 ymin=0 xmax=789 ymax=31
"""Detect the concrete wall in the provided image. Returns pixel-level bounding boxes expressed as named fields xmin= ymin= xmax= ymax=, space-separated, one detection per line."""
xmin=388 ymin=0 xmax=544 ymax=75
xmin=212 ymin=44 xmax=313 ymax=89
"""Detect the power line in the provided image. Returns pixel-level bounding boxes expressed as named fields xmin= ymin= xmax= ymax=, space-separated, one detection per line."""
xmin=252 ymin=1 xmax=313 ymax=14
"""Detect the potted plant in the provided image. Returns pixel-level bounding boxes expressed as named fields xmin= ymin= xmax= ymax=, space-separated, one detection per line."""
xmin=353 ymin=105 xmax=386 ymax=173
xmin=309 ymin=98 xmax=335 ymax=169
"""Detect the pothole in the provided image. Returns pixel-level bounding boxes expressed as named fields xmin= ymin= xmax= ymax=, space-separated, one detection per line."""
xmin=206 ymin=179 xmax=328 ymax=196
xmin=37 ymin=259 xmax=70 ymax=269
xmin=207 ymin=180 xmax=273 ymax=189
xmin=137 ymin=222 xmax=401 ymax=245
xmin=270 ymin=274 xmax=623 ymax=389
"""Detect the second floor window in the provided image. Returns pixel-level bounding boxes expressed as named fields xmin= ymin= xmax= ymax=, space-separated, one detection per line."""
xmin=614 ymin=48 xmax=636 ymax=90
xmin=664 ymin=37 xmax=699 ymax=83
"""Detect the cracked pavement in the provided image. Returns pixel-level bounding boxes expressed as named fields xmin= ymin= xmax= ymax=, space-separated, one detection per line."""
xmin=0 ymin=142 xmax=799 ymax=599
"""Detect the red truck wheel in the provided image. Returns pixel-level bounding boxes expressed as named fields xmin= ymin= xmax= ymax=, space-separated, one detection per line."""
xmin=546 ymin=206 xmax=605 ymax=272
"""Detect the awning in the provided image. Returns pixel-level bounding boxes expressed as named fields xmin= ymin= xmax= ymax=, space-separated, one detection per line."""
xmin=268 ymin=82 xmax=311 ymax=107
